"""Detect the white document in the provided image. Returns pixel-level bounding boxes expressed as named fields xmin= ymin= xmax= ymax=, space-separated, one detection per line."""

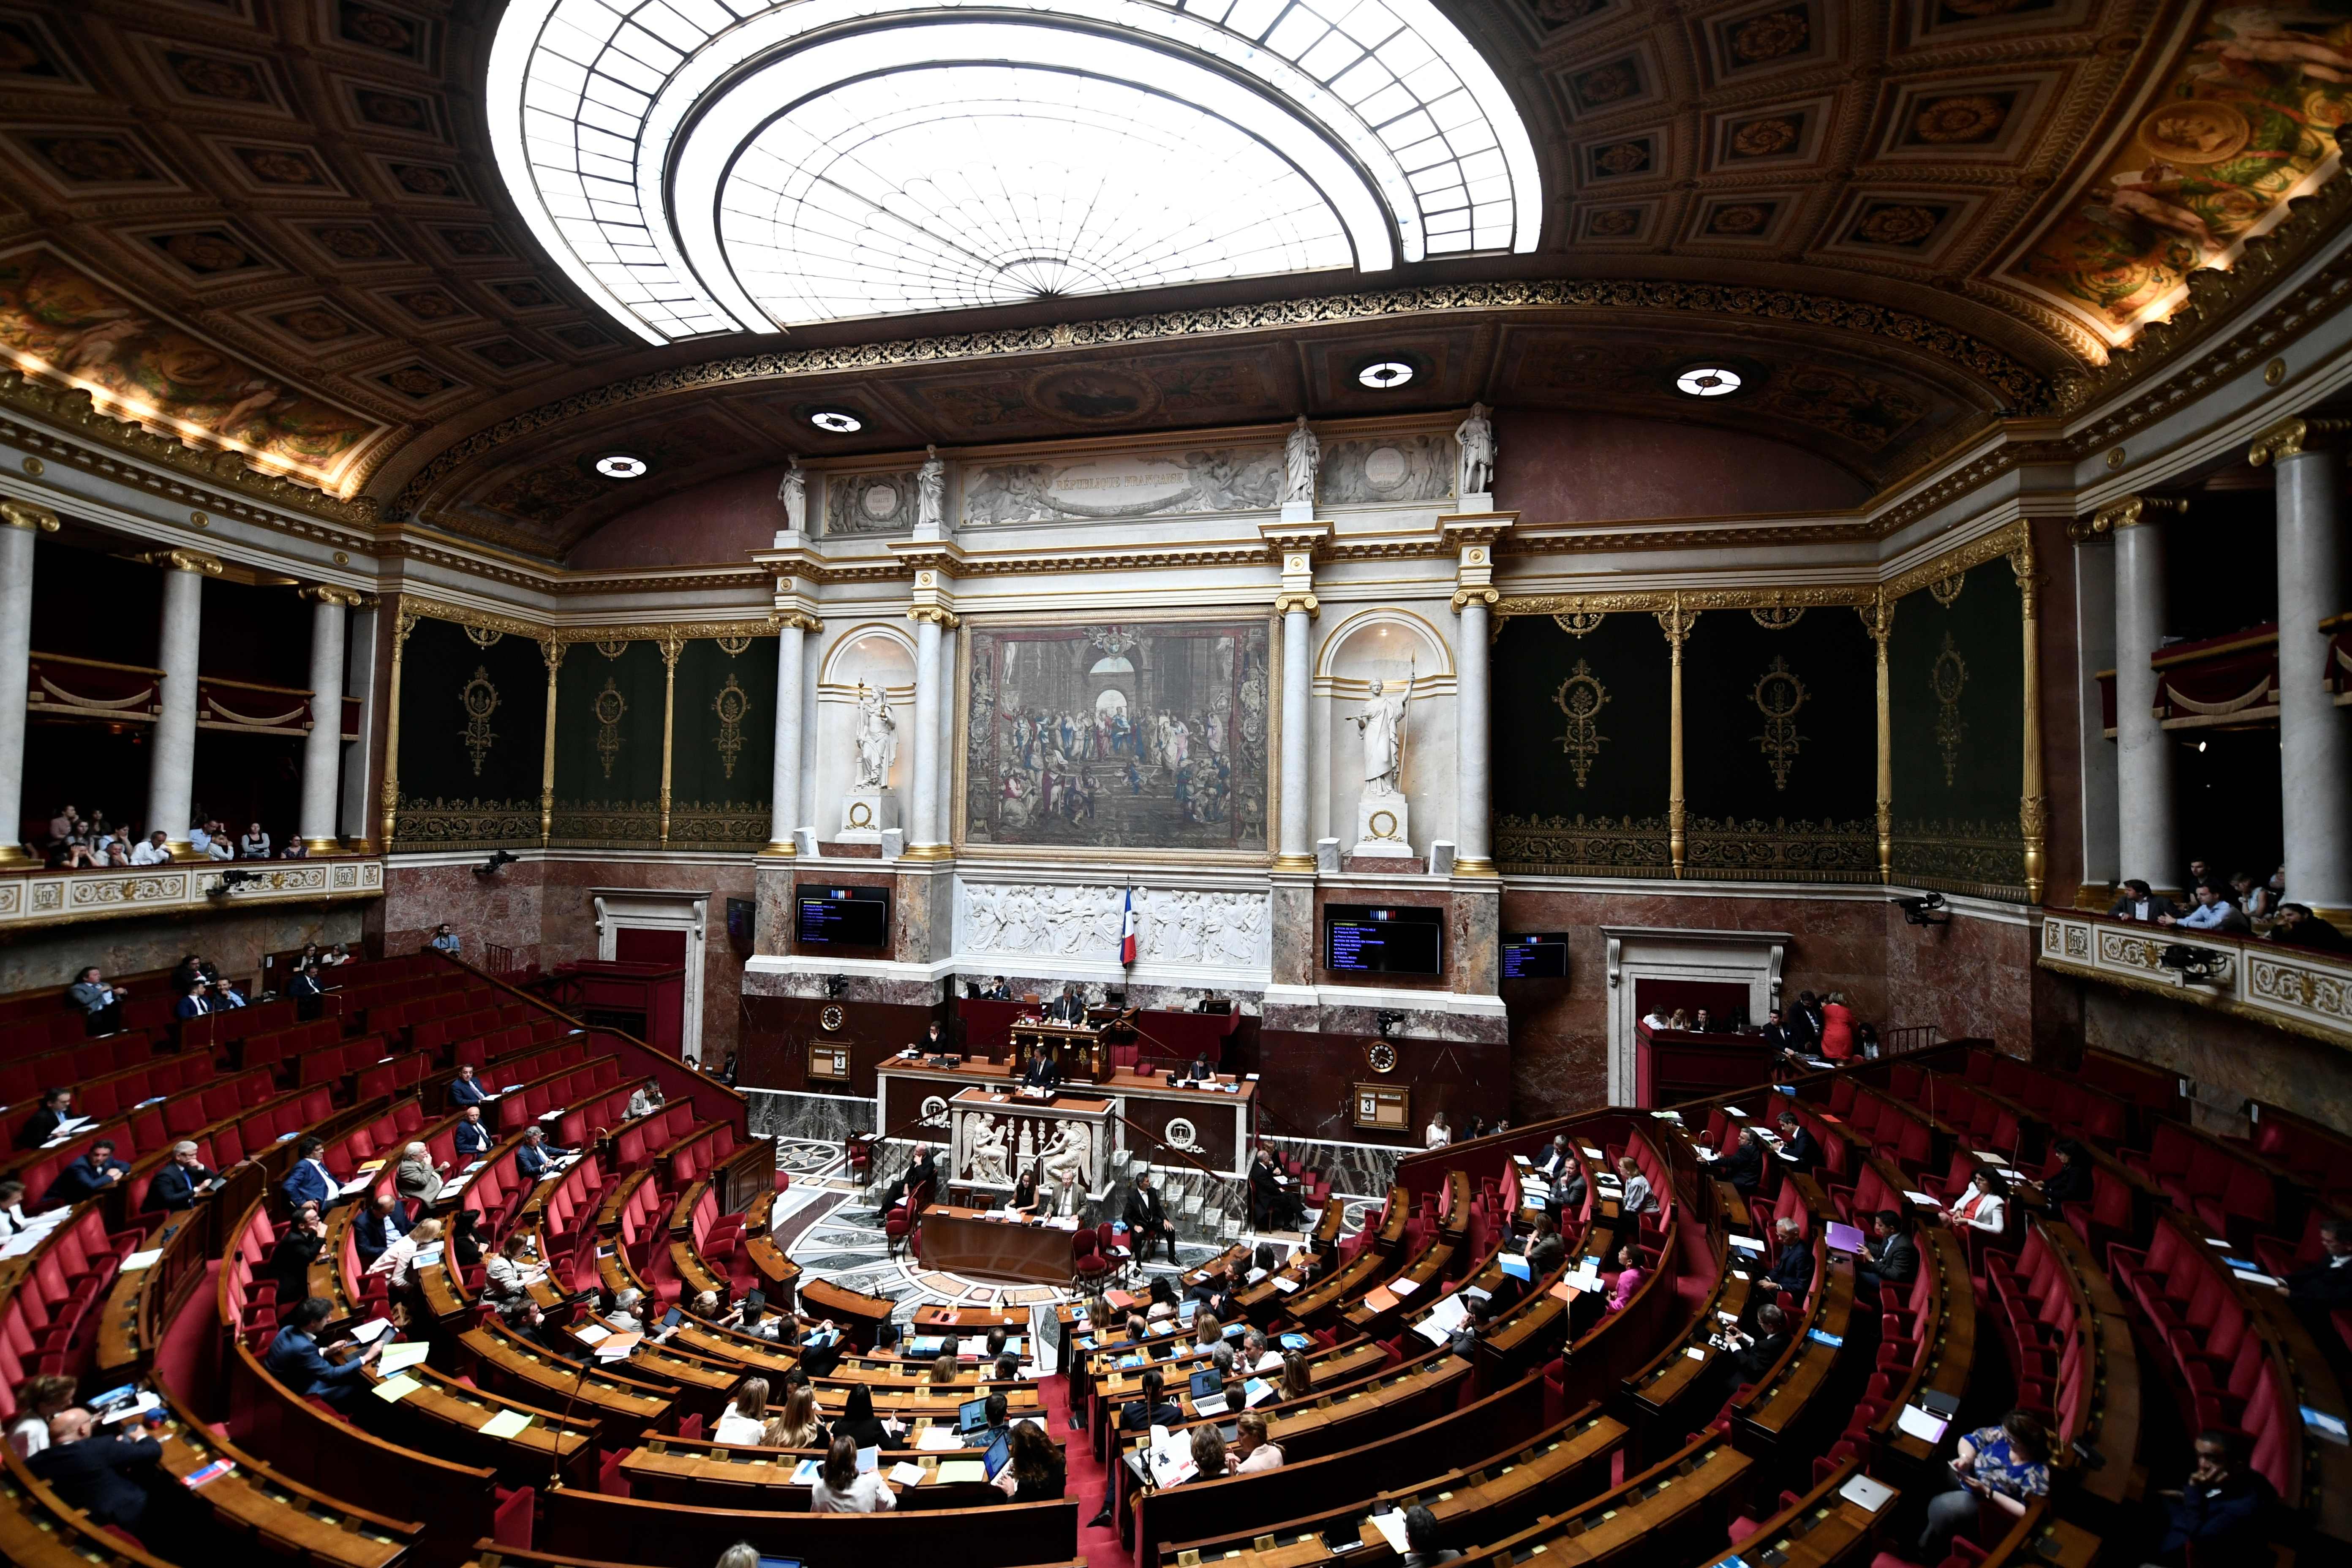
xmin=2231 ymin=1269 xmax=2284 ymax=1288
xmin=1389 ymin=1277 xmax=1419 ymax=1296
xmin=1580 ymin=1146 xmax=1606 ymax=1160
xmin=377 ymin=1342 xmax=431 ymax=1374
xmin=1903 ymin=1190 xmax=1943 ymax=1208
xmin=1368 ymin=1512 xmax=1410 ymax=1553
xmin=122 ymin=1249 xmax=164 ymax=1271
xmin=338 ymin=1175 xmax=374 ymax=1196
xmin=1272 ymin=1277 xmax=1300 ymax=1294
xmin=574 ymin=1324 xmax=611 ymax=1345
xmin=348 ymin=1317 xmax=397 ymax=1345
xmin=1897 ymin=1405 xmax=1949 ymax=1444
xmin=915 ymin=1425 xmax=964 ymax=1451
xmin=889 ymin=1462 xmax=928 ymax=1486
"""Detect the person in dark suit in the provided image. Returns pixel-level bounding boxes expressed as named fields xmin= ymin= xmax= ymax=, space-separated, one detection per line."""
xmin=287 ymin=958 xmax=327 ymax=1019
xmin=354 ymin=1191 xmax=411 ymax=1266
xmin=1047 ymin=986 xmax=1086 ymax=1025
xmin=1019 ymin=1048 xmax=1061 ymax=1092
xmin=1764 ymin=1218 xmax=1814 ymax=1298
xmin=1535 ymin=1134 xmax=1573 ymax=1179
xmin=172 ymin=978 xmax=214 ymax=1021
xmin=1184 ymin=1054 xmax=1216 ymax=1083
xmin=40 ymin=1140 xmax=129 ymax=1208
xmin=2107 ymin=879 xmax=2182 ymax=923
xmin=2279 ymin=1218 xmax=2352 ymax=1309
xmin=1249 ymin=1148 xmax=1303 ymax=1230
xmin=453 ymin=1105 xmax=494 ymax=1160
xmin=2038 ymin=1140 xmax=2094 ymax=1209
xmin=1526 ymin=1212 xmax=1567 ymax=1276
xmin=280 ymin=1137 xmax=335 ymax=1212
xmin=875 ymin=1146 xmax=937 ymax=1220
xmin=1757 ymin=1008 xmax=1796 ymax=1051
xmin=1446 ymin=1295 xmax=1493 ymax=1359
xmin=2151 ymin=1429 xmax=2278 ymax=1565
xmin=1788 ymin=991 xmax=1825 ymax=1049
xmin=262 ymin=1297 xmax=382 ymax=1409
xmin=1116 ymin=1369 xmax=1183 ymax=1432
xmin=1721 ymin=1127 xmax=1766 ymax=1198
xmin=515 ymin=1126 xmax=571 ymax=1178
xmin=448 ymin=1064 xmax=489 ymax=1109
xmin=1724 ymin=1302 xmax=1792 ymax=1386
xmin=142 ymin=1141 xmax=219 ymax=1213
xmin=1124 ymin=1172 xmax=1175 ymax=1264
xmin=984 ymin=976 xmax=1013 ymax=1001
xmin=1857 ymin=1210 xmax=1919 ymax=1297
xmin=1773 ymin=1111 xmax=1822 ymax=1173
xmin=268 ymin=1202 xmax=327 ymax=1303
xmin=25 ymin=1408 xmax=163 ymax=1529
xmin=17 ymin=1088 xmax=75 ymax=1149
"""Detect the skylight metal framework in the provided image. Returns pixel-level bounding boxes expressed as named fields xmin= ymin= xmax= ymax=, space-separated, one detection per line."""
xmin=488 ymin=0 xmax=1542 ymax=343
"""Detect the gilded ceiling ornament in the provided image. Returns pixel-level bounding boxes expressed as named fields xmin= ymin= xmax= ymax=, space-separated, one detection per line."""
xmin=716 ymin=634 xmax=755 ymax=656
xmin=594 ymin=639 xmax=630 ymax=660
xmin=1927 ymin=573 xmax=1966 ymax=607
xmin=463 ymin=624 xmax=504 ymax=648
xmin=460 ymin=667 xmax=501 ymax=776
xmin=592 ymin=678 xmax=628 ymax=780
xmin=1932 ymin=633 xmax=1969 ymax=787
xmin=1749 ymin=604 xmax=1805 ymax=629
xmin=712 ymin=675 xmax=751 ymax=779
xmin=1750 ymin=656 xmax=1808 ymax=790
xmin=1552 ymin=611 xmax=1606 ymax=637
xmin=1552 ymin=659 xmax=1610 ymax=787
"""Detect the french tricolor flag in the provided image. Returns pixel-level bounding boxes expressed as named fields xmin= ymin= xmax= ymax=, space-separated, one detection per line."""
xmin=1119 ymin=888 xmax=1138 ymax=966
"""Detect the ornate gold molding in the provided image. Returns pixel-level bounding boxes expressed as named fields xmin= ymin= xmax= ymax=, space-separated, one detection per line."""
xmin=907 ymin=605 xmax=962 ymax=629
xmin=0 ymin=500 xmax=59 ymax=533
xmin=395 ymin=595 xmax=548 ymax=645
xmin=1656 ymin=597 xmax=1698 ymax=879
xmin=1272 ymin=590 xmax=1320 ymax=618
xmin=772 ymin=610 xmax=824 ymax=634
xmin=2013 ymin=534 xmax=2045 ymax=907
xmin=1859 ymin=593 xmax=1895 ymax=886
xmin=1496 ymin=584 xmax=1875 ymax=618
xmin=2072 ymin=494 xmax=2188 ymax=541
xmin=297 ymin=585 xmax=367 ymax=607
xmin=1881 ymin=519 xmax=2028 ymax=604
xmin=2248 ymin=415 xmax=2352 ymax=466
xmin=553 ymin=618 xmax=780 ymax=645
xmin=140 ymin=548 xmax=225 ymax=577
xmin=1450 ymin=586 xmax=1500 ymax=613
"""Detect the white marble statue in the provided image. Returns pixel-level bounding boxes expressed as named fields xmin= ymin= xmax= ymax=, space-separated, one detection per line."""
xmin=853 ymin=683 xmax=896 ymax=789
xmin=1039 ymin=1121 xmax=1089 ymax=1189
xmin=778 ymin=455 xmax=806 ymax=532
xmin=966 ymin=1115 xmax=1010 ymax=1185
xmin=1282 ymin=416 xmax=1320 ymax=506
xmin=1455 ymin=403 xmax=1495 ymax=498
xmin=1353 ymin=678 xmax=1410 ymax=794
xmin=917 ymin=444 xmax=947 ymax=529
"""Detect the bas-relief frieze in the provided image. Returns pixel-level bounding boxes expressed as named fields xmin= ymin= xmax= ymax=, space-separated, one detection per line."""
xmin=825 ymin=469 xmax=920 ymax=535
xmin=958 ymin=434 xmax=1454 ymax=525
xmin=953 ymin=881 xmax=1271 ymax=972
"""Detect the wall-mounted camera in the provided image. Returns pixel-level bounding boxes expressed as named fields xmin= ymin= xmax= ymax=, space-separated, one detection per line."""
xmin=474 ymin=849 xmax=520 ymax=877
xmin=1893 ymin=892 xmax=1949 ymax=927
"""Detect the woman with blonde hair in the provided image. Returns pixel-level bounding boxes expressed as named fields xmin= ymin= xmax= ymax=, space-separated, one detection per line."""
xmin=1228 ymin=1410 xmax=1284 ymax=1473
xmin=1279 ymin=1350 xmax=1313 ymax=1401
xmin=366 ymin=1216 xmax=441 ymax=1290
xmin=765 ymin=1383 xmax=826 ymax=1448
xmin=716 ymin=1376 xmax=771 ymax=1444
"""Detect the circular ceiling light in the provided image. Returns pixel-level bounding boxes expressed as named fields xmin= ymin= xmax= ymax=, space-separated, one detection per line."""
xmin=593 ymin=453 xmax=649 ymax=479
xmin=807 ymin=408 xmax=864 ymax=434
xmin=1674 ymin=366 xmax=1744 ymax=398
xmin=1358 ymin=360 xmax=1415 ymax=390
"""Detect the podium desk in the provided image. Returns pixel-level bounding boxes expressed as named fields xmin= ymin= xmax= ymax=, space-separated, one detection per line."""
xmin=920 ymin=1206 xmax=1084 ymax=1285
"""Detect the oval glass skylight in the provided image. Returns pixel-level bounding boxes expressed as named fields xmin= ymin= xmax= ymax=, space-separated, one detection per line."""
xmin=487 ymin=0 xmax=1543 ymax=343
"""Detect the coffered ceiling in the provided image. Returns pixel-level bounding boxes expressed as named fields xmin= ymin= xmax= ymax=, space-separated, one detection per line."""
xmin=0 ymin=0 xmax=2343 ymax=559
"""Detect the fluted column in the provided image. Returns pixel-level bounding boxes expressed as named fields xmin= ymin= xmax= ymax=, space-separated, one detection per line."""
xmin=936 ymin=622 xmax=958 ymax=848
xmin=1444 ymin=519 xmax=1508 ymax=876
xmin=297 ymin=588 xmax=355 ymax=852
xmin=904 ymin=608 xmax=951 ymax=858
xmin=144 ymin=549 xmax=223 ymax=859
xmin=2254 ymin=419 xmax=2352 ymax=918
xmin=0 ymin=501 xmax=58 ymax=866
xmin=764 ymin=612 xmax=817 ymax=855
xmin=2095 ymin=496 xmax=2184 ymax=896
xmin=1275 ymin=601 xmax=1315 ymax=869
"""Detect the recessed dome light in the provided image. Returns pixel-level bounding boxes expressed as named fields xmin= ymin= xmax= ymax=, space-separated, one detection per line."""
xmin=808 ymin=408 xmax=864 ymax=434
xmin=1675 ymin=366 xmax=1743 ymax=398
xmin=1358 ymin=359 xmax=1414 ymax=390
xmin=593 ymin=452 xmax=648 ymax=479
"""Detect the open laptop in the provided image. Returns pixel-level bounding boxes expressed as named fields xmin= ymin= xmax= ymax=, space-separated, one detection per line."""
xmin=1190 ymin=1367 xmax=1230 ymax=1417
xmin=958 ymin=1396 xmax=991 ymax=1434
xmin=982 ymin=1429 xmax=1014 ymax=1481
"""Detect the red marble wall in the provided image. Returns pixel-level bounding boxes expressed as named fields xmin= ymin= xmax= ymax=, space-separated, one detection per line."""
xmin=1493 ymin=411 xmax=1870 ymax=523
xmin=566 ymin=466 xmax=790 ymax=570
xmin=377 ymin=858 xmax=549 ymax=970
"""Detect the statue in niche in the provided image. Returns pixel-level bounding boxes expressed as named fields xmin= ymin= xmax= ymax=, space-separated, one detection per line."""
xmin=778 ymin=456 xmax=806 ymax=532
xmin=966 ymin=1115 xmax=1010 ymax=1185
xmin=917 ymin=444 xmax=947 ymax=529
xmin=1353 ymin=678 xmax=1410 ymax=796
xmin=1455 ymin=403 xmax=1495 ymax=497
xmin=852 ymin=683 xmax=896 ymax=789
xmin=1282 ymin=416 xmax=1320 ymax=506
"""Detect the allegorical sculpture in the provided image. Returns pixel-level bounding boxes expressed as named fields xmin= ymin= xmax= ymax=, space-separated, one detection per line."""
xmin=1351 ymin=673 xmax=1415 ymax=858
xmin=1455 ymin=402 xmax=1495 ymax=504
xmin=777 ymin=455 xmax=806 ymax=533
xmin=965 ymin=1114 xmax=1010 ymax=1186
xmin=1282 ymin=415 xmax=1320 ymax=516
xmin=839 ymin=681 xmax=901 ymax=842
xmin=917 ymin=444 xmax=947 ymax=531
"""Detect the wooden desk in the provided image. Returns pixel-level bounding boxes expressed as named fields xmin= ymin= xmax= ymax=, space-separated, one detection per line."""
xmin=803 ymin=1274 xmax=898 ymax=1347
xmin=1720 ymin=1455 xmax=1892 ymax=1568
xmin=459 ymin=1321 xmax=674 ymax=1445
xmin=537 ymin=1483 xmax=1079 ymax=1568
xmin=921 ymin=1204 xmax=1082 ymax=1283
xmin=877 ymin=1056 xmax=1258 ymax=1176
xmin=366 ymin=1362 xmax=596 ymax=1488
xmin=156 ymin=1388 xmax=422 ymax=1568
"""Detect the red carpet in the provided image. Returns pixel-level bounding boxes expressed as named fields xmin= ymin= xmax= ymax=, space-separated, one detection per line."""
xmin=1039 ymin=1367 xmax=1131 ymax=1568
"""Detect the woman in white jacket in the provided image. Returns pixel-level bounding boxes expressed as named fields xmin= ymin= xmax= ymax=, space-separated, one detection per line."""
xmin=1938 ymin=1165 xmax=2010 ymax=1234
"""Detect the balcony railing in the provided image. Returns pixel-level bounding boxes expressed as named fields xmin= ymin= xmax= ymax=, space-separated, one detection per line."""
xmin=2096 ymin=623 xmax=2279 ymax=737
xmin=0 ymin=857 xmax=384 ymax=931
xmin=2038 ymin=907 xmax=2352 ymax=1051
xmin=27 ymin=652 xmax=360 ymax=738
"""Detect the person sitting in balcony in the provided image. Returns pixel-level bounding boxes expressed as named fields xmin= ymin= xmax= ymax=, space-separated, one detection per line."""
xmin=2107 ymin=879 xmax=2181 ymax=922
xmin=186 ymin=820 xmax=212 ymax=857
xmin=2232 ymin=870 xmax=2273 ymax=922
xmin=130 ymin=830 xmax=171 ymax=866
xmin=2268 ymin=903 xmax=2352 ymax=953
xmin=428 ymin=923 xmax=461 ymax=956
xmin=203 ymin=819 xmax=233 ymax=861
xmin=239 ymin=822 xmax=270 ymax=859
xmin=2158 ymin=883 xmax=2250 ymax=934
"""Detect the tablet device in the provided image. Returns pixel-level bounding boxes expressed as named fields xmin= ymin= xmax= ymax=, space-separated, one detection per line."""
xmin=958 ymin=1396 xmax=990 ymax=1433
xmin=982 ymin=1430 xmax=1013 ymax=1480
xmin=660 ymin=1307 xmax=683 ymax=1329
xmin=759 ymin=1558 xmax=804 ymax=1568
xmin=856 ymin=1445 xmax=880 ymax=1473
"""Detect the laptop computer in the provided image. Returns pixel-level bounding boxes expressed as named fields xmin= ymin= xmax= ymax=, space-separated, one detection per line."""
xmin=958 ymin=1396 xmax=991 ymax=1434
xmin=1188 ymin=1368 xmax=1224 ymax=1401
xmin=982 ymin=1429 xmax=1014 ymax=1481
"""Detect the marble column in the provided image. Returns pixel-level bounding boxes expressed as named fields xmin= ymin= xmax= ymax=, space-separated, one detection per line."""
xmin=1453 ymin=594 xmax=1495 ymax=874
xmin=1275 ymin=601 xmax=1315 ymax=870
xmin=0 ymin=501 xmax=58 ymax=866
xmin=297 ymin=588 xmax=354 ymax=853
xmin=936 ymin=622 xmax=958 ymax=847
xmin=905 ymin=610 xmax=948 ymax=857
xmin=339 ymin=599 xmax=379 ymax=850
xmin=765 ymin=615 xmax=812 ymax=855
xmin=2258 ymin=422 xmax=2352 ymax=916
xmin=2105 ymin=499 xmax=2180 ymax=895
xmin=145 ymin=549 xmax=220 ymax=859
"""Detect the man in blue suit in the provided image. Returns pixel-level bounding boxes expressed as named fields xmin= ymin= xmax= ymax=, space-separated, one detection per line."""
xmin=1764 ymin=1217 xmax=1815 ymax=1298
xmin=264 ymin=1297 xmax=382 ymax=1409
xmin=515 ymin=1126 xmax=572 ymax=1179
xmin=281 ymin=1137 xmax=336 ymax=1212
xmin=40 ymin=1139 xmax=130 ymax=1208
xmin=449 ymin=1063 xmax=489 ymax=1109
xmin=142 ymin=1141 xmax=220 ymax=1214
xmin=354 ymin=1191 xmax=410 ymax=1266
xmin=453 ymin=1105 xmax=494 ymax=1160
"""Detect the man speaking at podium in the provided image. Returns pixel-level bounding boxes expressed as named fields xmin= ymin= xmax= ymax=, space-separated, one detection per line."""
xmin=1019 ymin=1047 xmax=1061 ymax=1093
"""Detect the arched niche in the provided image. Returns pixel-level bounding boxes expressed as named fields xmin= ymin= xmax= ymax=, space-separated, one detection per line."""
xmin=816 ymin=624 xmax=917 ymax=836
xmin=1313 ymin=608 xmax=1457 ymax=858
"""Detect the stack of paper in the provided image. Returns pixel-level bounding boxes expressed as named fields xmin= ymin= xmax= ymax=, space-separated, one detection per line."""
xmin=479 ymin=1409 xmax=531 ymax=1439
xmin=888 ymin=1461 xmax=928 ymax=1485
xmin=121 ymin=1248 xmax=164 ymax=1271
xmin=378 ymin=1342 xmax=431 ymax=1374
xmin=1368 ymin=1513 xmax=1411 ymax=1552
xmin=1896 ymin=1404 xmax=1949 ymax=1443
xmin=915 ymin=1425 xmax=964 ymax=1451
xmin=371 ymin=1374 xmax=422 ymax=1403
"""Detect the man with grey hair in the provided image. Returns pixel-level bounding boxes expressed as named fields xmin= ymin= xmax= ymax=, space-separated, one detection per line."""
xmin=395 ymin=1141 xmax=445 ymax=1204
xmin=608 ymin=1288 xmax=645 ymax=1333
xmin=141 ymin=1140 xmax=219 ymax=1213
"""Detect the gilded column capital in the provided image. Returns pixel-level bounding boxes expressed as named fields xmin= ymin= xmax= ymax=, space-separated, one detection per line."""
xmin=1273 ymin=590 xmax=1320 ymax=618
xmin=141 ymin=547 xmax=225 ymax=576
xmin=0 ymin=500 xmax=60 ymax=533
xmin=1857 ymin=591 xmax=1895 ymax=647
xmin=298 ymin=585 xmax=367 ymax=608
xmin=908 ymin=604 xmax=961 ymax=629
xmin=772 ymin=609 xmax=823 ymax=633
xmin=2072 ymin=494 xmax=2186 ymax=541
xmin=2248 ymin=415 xmax=2352 ymax=466
xmin=1450 ymin=585 xmax=1499 ymax=613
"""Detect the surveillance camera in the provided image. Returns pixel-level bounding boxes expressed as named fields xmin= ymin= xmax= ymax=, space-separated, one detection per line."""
xmin=1893 ymin=892 xmax=1950 ymax=927
xmin=825 ymin=974 xmax=850 ymax=999
xmin=1375 ymin=1009 xmax=1405 ymax=1039
xmin=474 ymin=849 xmax=520 ymax=877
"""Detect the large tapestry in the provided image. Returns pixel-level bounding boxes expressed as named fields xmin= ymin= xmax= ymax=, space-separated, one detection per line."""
xmin=670 ymin=634 xmax=776 ymax=849
xmin=1492 ymin=612 xmax=1672 ymax=876
xmin=551 ymin=639 xmax=667 ymax=848
xmin=393 ymin=614 xmax=546 ymax=849
xmin=962 ymin=620 xmax=1269 ymax=851
xmin=1889 ymin=556 xmax=2027 ymax=901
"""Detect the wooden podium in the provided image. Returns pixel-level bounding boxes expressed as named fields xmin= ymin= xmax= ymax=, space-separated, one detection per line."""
xmin=1009 ymin=1020 xmax=1108 ymax=1084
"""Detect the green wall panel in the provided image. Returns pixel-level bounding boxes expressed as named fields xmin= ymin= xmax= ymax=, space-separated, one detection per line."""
xmin=1889 ymin=556 xmax=2027 ymax=899
xmin=670 ymin=634 xmax=776 ymax=849
xmin=393 ymin=615 xmax=544 ymax=849
xmin=551 ymin=639 xmax=666 ymax=848
xmin=1493 ymin=612 xmax=1671 ymax=875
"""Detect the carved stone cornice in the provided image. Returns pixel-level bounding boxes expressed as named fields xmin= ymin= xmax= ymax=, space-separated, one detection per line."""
xmin=140 ymin=548 xmax=225 ymax=577
xmin=0 ymin=500 xmax=59 ymax=533
xmin=2071 ymin=494 xmax=2189 ymax=541
xmin=2248 ymin=415 xmax=2352 ymax=466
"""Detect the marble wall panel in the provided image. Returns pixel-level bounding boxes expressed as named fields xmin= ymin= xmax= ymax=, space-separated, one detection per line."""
xmin=2077 ymin=983 xmax=2352 ymax=1139
xmin=0 ymin=901 xmax=366 ymax=995
xmin=379 ymin=858 xmax=549 ymax=971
